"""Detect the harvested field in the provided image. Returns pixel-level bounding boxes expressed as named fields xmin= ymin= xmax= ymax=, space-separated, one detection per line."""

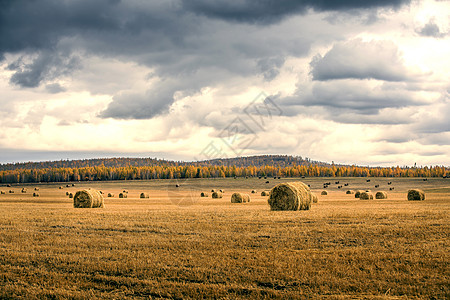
xmin=0 ymin=177 xmax=448 ymax=299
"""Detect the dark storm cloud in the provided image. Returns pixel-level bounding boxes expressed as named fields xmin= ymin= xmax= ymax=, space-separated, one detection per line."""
xmin=310 ymin=39 xmax=411 ymax=82
xmin=99 ymin=88 xmax=174 ymax=120
xmin=8 ymin=51 xmax=80 ymax=88
xmin=183 ymin=0 xmax=411 ymax=24
xmin=276 ymin=79 xmax=430 ymax=125
xmin=257 ymin=56 xmax=285 ymax=81
xmin=417 ymin=19 xmax=447 ymax=38
xmin=0 ymin=0 xmax=412 ymax=120
xmin=45 ymin=83 xmax=67 ymax=94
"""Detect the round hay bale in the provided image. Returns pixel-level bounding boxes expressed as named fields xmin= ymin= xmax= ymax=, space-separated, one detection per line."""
xmin=176 ymin=184 xmax=180 ymax=187
xmin=6 ymin=184 xmax=11 ymax=187
xmin=219 ymin=189 xmax=224 ymax=193
xmin=21 ymin=188 xmax=27 ymax=193
xmin=212 ymin=191 xmax=223 ymax=199
xmin=73 ymin=189 xmax=104 ymax=208
xmin=59 ymin=186 xmax=63 ymax=189
xmin=9 ymin=190 xmax=14 ymax=194
xmin=407 ymin=189 xmax=425 ymax=201
xmin=261 ymin=191 xmax=270 ymax=196
xmin=354 ymin=190 xmax=365 ymax=198
xmin=66 ymin=192 xmax=69 ymax=196
xmin=312 ymin=193 xmax=318 ymax=203
xmin=231 ymin=192 xmax=250 ymax=203
xmin=107 ymin=193 xmax=114 ymax=197
xmin=69 ymin=193 xmax=73 ymax=198
xmin=0 ymin=191 xmax=5 ymax=194
xmin=211 ymin=189 xmax=216 ymax=193
xmin=200 ymin=192 xmax=209 ymax=197
xmin=251 ymin=190 xmax=256 ymax=194
xmin=72 ymin=184 xmax=75 ymax=187
xmin=359 ymin=191 xmax=374 ymax=200
xmin=375 ymin=191 xmax=388 ymax=199
xmin=123 ymin=190 xmax=128 ymax=193
xmin=34 ymin=187 xmax=39 ymax=191
xmin=33 ymin=192 xmax=39 ymax=197
xmin=346 ymin=190 xmax=354 ymax=194
xmin=321 ymin=191 xmax=328 ymax=195
xmin=119 ymin=193 xmax=127 ymax=198
xmin=268 ymin=181 xmax=312 ymax=211
xmin=140 ymin=192 xmax=149 ymax=199
xmin=66 ymin=184 xmax=71 ymax=187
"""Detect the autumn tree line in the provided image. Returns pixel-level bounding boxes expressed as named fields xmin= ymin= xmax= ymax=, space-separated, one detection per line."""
xmin=0 ymin=163 xmax=448 ymax=184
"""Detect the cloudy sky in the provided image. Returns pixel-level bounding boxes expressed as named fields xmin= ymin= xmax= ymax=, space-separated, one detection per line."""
xmin=1 ymin=0 xmax=449 ymax=166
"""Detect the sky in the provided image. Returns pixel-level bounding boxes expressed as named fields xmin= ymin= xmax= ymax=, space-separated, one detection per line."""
xmin=0 ymin=0 xmax=449 ymax=166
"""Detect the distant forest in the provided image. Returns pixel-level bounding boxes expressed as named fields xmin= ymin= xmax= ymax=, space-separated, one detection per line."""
xmin=0 ymin=155 xmax=448 ymax=184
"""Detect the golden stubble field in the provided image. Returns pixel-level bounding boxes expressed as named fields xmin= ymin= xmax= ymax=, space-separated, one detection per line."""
xmin=0 ymin=177 xmax=449 ymax=299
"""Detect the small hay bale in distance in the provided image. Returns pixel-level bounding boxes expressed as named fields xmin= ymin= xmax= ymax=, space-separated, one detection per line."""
xmin=312 ymin=193 xmax=318 ymax=203
xmin=66 ymin=184 xmax=71 ymax=187
xmin=354 ymin=190 xmax=364 ymax=198
xmin=200 ymin=192 xmax=209 ymax=197
xmin=69 ymin=193 xmax=73 ymax=198
xmin=34 ymin=187 xmax=39 ymax=191
xmin=33 ymin=192 xmax=39 ymax=197
xmin=72 ymin=183 xmax=75 ymax=187
xmin=9 ymin=190 xmax=14 ymax=193
xmin=211 ymin=189 xmax=216 ymax=193
xmin=231 ymin=192 xmax=250 ymax=203
xmin=6 ymin=184 xmax=11 ymax=187
xmin=268 ymin=181 xmax=312 ymax=211
xmin=261 ymin=191 xmax=270 ymax=196
xmin=359 ymin=191 xmax=374 ymax=200
xmin=66 ymin=192 xmax=69 ymax=196
xmin=140 ymin=192 xmax=149 ymax=199
xmin=176 ymin=184 xmax=180 ymax=187
xmin=375 ymin=191 xmax=388 ymax=199
xmin=212 ymin=191 xmax=223 ymax=198
xmin=346 ymin=190 xmax=354 ymax=195
xmin=0 ymin=191 xmax=5 ymax=194
xmin=59 ymin=186 xmax=63 ymax=189
xmin=107 ymin=193 xmax=114 ymax=197
xmin=321 ymin=191 xmax=328 ymax=195
xmin=219 ymin=189 xmax=224 ymax=193
xmin=119 ymin=192 xmax=128 ymax=198
xmin=21 ymin=188 xmax=27 ymax=193
xmin=74 ymin=189 xmax=104 ymax=208
xmin=407 ymin=189 xmax=425 ymax=201
xmin=251 ymin=190 xmax=256 ymax=194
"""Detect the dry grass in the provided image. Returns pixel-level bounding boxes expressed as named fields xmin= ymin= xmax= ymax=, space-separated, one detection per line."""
xmin=0 ymin=177 xmax=449 ymax=299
